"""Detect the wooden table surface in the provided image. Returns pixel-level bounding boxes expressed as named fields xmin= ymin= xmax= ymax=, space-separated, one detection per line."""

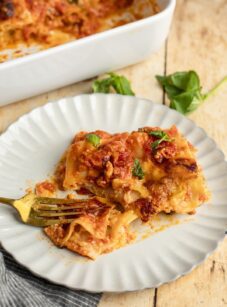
xmin=0 ymin=0 xmax=227 ymax=306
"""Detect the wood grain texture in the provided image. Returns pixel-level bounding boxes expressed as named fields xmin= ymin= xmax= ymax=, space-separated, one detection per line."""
xmin=166 ymin=0 xmax=227 ymax=154
xmin=156 ymin=1 xmax=227 ymax=306
xmin=116 ymin=46 xmax=165 ymax=102
xmin=157 ymin=238 xmax=227 ymax=307
xmin=99 ymin=289 xmax=155 ymax=307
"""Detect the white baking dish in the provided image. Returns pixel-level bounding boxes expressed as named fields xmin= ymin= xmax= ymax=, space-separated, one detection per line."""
xmin=0 ymin=0 xmax=175 ymax=106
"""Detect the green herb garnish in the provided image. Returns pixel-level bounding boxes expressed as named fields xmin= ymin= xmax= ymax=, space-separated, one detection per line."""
xmin=149 ymin=130 xmax=171 ymax=150
xmin=92 ymin=73 xmax=135 ymax=96
xmin=156 ymin=71 xmax=227 ymax=115
xmin=86 ymin=133 xmax=101 ymax=147
xmin=132 ymin=159 xmax=144 ymax=179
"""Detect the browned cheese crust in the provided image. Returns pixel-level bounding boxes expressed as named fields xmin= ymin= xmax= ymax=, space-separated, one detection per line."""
xmin=0 ymin=0 xmax=160 ymax=62
xmin=54 ymin=126 xmax=210 ymax=223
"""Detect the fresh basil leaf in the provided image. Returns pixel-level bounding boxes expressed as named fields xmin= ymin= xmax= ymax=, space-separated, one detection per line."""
xmin=92 ymin=73 xmax=135 ymax=96
xmin=185 ymin=71 xmax=200 ymax=92
xmin=157 ymin=71 xmax=227 ymax=115
xmin=155 ymin=75 xmax=168 ymax=86
xmin=149 ymin=130 xmax=166 ymax=138
xmin=132 ymin=159 xmax=144 ymax=179
xmin=185 ymin=95 xmax=202 ymax=113
xmin=109 ymin=73 xmax=135 ymax=96
xmin=92 ymin=78 xmax=112 ymax=93
xmin=156 ymin=71 xmax=204 ymax=115
xmin=169 ymin=98 xmax=188 ymax=114
xmin=164 ymin=84 xmax=182 ymax=98
xmin=151 ymin=139 xmax=161 ymax=150
xmin=172 ymin=90 xmax=203 ymax=114
xmin=86 ymin=133 xmax=101 ymax=147
xmin=156 ymin=75 xmax=182 ymax=98
xmin=170 ymin=71 xmax=194 ymax=91
xmin=149 ymin=130 xmax=171 ymax=151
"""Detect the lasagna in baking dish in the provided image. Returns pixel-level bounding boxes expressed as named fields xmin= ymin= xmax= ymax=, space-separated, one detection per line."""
xmin=43 ymin=126 xmax=209 ymax=259
xmin=0 ymin=0 xmax=160 ymax=62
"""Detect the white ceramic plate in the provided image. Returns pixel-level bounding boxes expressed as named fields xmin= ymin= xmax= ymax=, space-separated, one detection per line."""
xmin=0 ymin=94 xmax=227 ymax=292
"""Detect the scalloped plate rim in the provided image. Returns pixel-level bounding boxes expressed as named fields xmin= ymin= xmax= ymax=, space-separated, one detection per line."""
xmin=0 ymin=93 xmax=226 ymax=292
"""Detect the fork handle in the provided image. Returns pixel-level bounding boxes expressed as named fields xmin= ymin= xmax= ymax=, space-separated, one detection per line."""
xmin=0 ymin=197 xmax=15 ymax=206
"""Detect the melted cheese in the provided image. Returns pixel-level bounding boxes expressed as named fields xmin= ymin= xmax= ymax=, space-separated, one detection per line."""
xmin=44 ymin=125 xmax=209 ymax=259
xmin=0 ymin=0 xmax=160 ymax=63
xmin=55 ymin=126 xmax=209 ymax=221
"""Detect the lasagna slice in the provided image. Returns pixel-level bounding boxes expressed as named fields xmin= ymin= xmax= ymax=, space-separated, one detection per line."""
xmin=54 ymin=126 xmax=210 ymax=222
